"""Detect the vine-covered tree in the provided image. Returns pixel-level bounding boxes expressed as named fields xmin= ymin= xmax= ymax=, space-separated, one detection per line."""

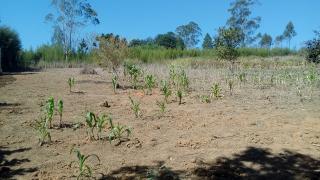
xmin=227 ymin=0 xmax=261 ymax=46
xmin=202 ymin=33 xmax=213 ymax=49
xmin=45 ymin=0 xmax=99 ymax=61
xmin=176 ymin=21 xmax=202 ymax=49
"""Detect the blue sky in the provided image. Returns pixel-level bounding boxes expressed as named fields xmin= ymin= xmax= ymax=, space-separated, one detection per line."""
xmin=0 ymin=0 xmax=319 ymax=49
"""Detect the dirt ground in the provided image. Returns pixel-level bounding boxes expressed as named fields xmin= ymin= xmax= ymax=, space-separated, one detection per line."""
xmin=0 ymin=67 xmax=320 ymax=179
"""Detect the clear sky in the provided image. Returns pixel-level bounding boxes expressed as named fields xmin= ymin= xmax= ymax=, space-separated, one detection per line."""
xmin=0 ymin=0 xmax=319 ymax=49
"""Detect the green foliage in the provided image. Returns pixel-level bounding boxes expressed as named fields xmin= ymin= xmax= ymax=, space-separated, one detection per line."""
xmin=0 ymin=26 xmax=21 ymax=71
xmin=95 ymin=33 xmax=128 ymax=73
xmin=160 ymin=80 xmax=172 ymax=103
xmin=211 ymin=83 xmax=222 ymax=99
xmin=129 ymin=97 xmax=141 ymax=118
xmin=34 ymin=114 xmax=51 ymax=146
xmin=127 ymin=64 xmax=142 ymax=89
xmin=108 ymin=116 xmax=131 ymax=144
xmin=202 ymin=33 xmax=213 ymax=49
xmin=144 ymin=74 xmax=156 ymax=95
xmin=239 ymin=72 xmax=247 ymax=84
xmin=45 ymin=97 xmax=55 ymax=128
xmin=169 ymin=65 xmax=189 ymax=91
xmin=176 ymin=21 xmax=202 ymax=48
xmin=68 ymin=77 xmax=75 ymax=92
xmin=305 ymin=31 xmax=320 ymax=63
xmin=155 ymin=32 xmax=185 ymax=49
xmin=70 ymin=147 xmax=100 ymax=180
xmin=214 ymin=27 xmax=243 ymax=63
xmin=57 ymin=99 xmax=63 ymax=128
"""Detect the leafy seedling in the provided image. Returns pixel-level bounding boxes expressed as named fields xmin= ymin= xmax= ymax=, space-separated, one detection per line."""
xmin=160 ymin=80 xmax=172 ymax=103
xmin=46 ymin=97 xmax=55 ymax=128
xmin=107 ymin=116 xmax=131 ymax=144
xmin=156 ymin=100 xmax=166 ymax=115
xmin=57 ymin=99 xmax=63 ymax=128
xmin=96 ymin=114 xmax=107 ymax=140
xmin=34 ymin=115 xmax=51 ymax=146
xmin=68 ymin=77 xmax=75 ymax=93
xmin=70 ymin=147 xmax=100 ymax=180
xmin=128 ymin=65 xmax=141 ymax=89
xmin=129 ymin=96 xmax=141 ymax=118
xmin=200 ymin=95 xmax=211 ymax=103
xmin=144 ymin=74 xmax=156 ymax=95
xmin=211 ymin=83 xmax=222 ymax=99
xmin=85 ymin=112 xmax=97 ymax=140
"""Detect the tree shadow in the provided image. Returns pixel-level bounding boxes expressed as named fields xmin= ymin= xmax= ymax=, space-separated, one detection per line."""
xmin=192 ymin=147 xmax=320 ymax=180
xmin=0 ymin=146 xmax=37 ymax=179
xmin=100 ymin=147 xmax=320 ymax=180
xmin=100 ymin=161 xmax=183 ymax=180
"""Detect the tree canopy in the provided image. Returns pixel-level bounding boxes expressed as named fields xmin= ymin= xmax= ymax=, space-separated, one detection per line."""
xmin=176 ymin=21 xmax=202 ymax=49
xmin=202 ymin=33 xmax=213 ymax=49
xmin=0 ymin=26 xmax=21 ymax=71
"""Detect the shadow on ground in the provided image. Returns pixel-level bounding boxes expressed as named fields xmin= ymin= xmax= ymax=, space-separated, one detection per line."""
xmin=0 ymin=72 xmax=38 ymax=88
xmin=100 ymin=147 xmax=320 ymax=180
xmin=0 ymin=146 xmax=37 ymax=179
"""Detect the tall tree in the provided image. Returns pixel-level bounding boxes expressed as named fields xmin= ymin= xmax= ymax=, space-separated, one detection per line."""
xmin=176 ymin=21 xmax=202 ymax=49
xmin=275 ymin=35 xmax=284 ymax=48
xmin=0 ymin=26 xmax=21 ymax=72
xmin=45 ymin=0 xmax=99 ymax=61
xmin=202 ymin=33 xmax=213 ymax=49
xmin=259 ymin=33 xmax=273 ymax=49
xmin=227 ymin=0 xmax=261 ymax=47
xmin=283 ymin=21 xmax=297 ymax=49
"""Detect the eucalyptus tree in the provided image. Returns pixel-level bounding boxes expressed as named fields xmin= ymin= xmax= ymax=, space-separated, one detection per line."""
xmin=45 ymin=0 xmax=99 ymax=61
xmin=176 ymin=21 xmax=202 ymax=49
xmin=227 ymin=0 xmax=261 ymax=47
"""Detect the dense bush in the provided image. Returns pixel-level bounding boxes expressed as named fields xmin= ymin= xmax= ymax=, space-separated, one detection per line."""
xmin=0 ymin=26 xmax=21 ymax=71
xmin=305 ymin=36 xmax=320 ymax=63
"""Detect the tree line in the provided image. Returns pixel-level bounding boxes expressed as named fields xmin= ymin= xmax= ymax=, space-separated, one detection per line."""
xmin=0 ymin=0 xmax=319 ymax=72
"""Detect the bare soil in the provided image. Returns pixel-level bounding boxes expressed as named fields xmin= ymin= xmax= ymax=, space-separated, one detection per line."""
xmin=0 ymin=68 xmax=319 ymax=179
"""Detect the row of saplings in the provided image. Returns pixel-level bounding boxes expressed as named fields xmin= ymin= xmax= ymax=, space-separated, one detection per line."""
xmin=32 ymin=64 xmax=230 ymax=179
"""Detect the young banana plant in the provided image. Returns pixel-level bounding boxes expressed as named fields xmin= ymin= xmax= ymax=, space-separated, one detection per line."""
xmin=57 ymin=99 xmax=63 ymax=128
xmin=46 ymin=97 xmax=55 ymax=128
xmin=70 ymin=147 xmax=100 ymax=180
